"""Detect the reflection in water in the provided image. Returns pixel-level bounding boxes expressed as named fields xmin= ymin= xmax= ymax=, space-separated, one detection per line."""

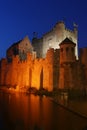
xmin=0 ymin=92 xmax=87 ymax=130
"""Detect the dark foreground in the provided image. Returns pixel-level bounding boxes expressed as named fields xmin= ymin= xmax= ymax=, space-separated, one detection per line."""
xmin=0 ymin=91 xmax=87 ymax=130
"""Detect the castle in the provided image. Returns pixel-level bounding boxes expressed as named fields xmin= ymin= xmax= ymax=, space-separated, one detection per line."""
xmin=0 ymin=21 xmax=87 ymax=91
xmin=32 ymin=21 xmax=78 ymax=59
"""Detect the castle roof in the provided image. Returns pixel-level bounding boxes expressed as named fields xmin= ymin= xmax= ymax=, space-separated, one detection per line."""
xmin=7 ymin=40 xmax=22 ymax=52
xmin=6 ymin=36 xmax=33 ymax=52
xmin=59 ymin=38 xmax=76 ymax=46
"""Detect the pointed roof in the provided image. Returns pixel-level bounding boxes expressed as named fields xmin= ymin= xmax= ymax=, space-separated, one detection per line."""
xmin=59 ymin=38 xmax=76 ymax=46
xmin=7 ymin=36 xmax=33 ymax=52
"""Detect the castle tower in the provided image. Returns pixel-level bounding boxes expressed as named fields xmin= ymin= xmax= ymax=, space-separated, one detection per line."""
xmin=59 ymin=38 xmax=76 ymax=64
xmin=32 ymin=21 xmax=78 ymax=59
xmin=59 ymin=38 xmax=76 ymax=89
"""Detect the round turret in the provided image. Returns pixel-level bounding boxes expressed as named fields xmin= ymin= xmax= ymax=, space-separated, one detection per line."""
xmin=59 ymin=38 xmax=76 ymax=64
xmin=55 ymin=21 xmax=65 ymax=30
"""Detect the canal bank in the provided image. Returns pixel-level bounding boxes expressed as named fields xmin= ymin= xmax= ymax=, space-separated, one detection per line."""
xmin=1 ymin=86 xmax=87 ymax=120
xmin=50 ymin=96 xmax=87 ymax=120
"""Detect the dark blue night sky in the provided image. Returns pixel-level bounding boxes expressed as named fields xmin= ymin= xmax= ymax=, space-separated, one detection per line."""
xmin=0 ymin=0 xmax=87 ymax=58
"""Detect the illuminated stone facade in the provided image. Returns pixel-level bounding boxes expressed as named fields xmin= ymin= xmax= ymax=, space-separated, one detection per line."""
xmin=32 ymin=21 xmax=78 ymax=59
xmin=0 ymin=47 xmax=59 ymax=91
xmin=6 ymin=36 xmax=33 ymax=61
xmin=0 ymin=21 xmax=87 ymax=91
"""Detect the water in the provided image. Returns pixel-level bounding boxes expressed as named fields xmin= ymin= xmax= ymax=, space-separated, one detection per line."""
xmin=0 ymin=91 xmax=87 ymax=130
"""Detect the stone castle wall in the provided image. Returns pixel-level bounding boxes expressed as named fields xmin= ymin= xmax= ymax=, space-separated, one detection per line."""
xmin=0 ymin=22 xmax=87 ymax=92
xmin=0 ymin=43 xmax=87 ymax=91
xmin=0 ymin=48 xmax=60 ymax=91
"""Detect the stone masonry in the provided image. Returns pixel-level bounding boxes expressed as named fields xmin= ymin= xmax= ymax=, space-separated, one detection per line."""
xmin=0 ymin=21 xmax=87 ymax=91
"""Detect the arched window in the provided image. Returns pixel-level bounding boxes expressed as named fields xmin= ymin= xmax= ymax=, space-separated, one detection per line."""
xmin=13 ymin=47 xmax=19 ymax=55
xmin=66 ymin=47 xmax=69 ymax=52
xmin=23 ymin=50 xmax=25 ymax=54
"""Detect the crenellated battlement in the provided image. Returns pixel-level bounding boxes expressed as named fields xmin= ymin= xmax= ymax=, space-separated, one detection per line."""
xmin=0 ymin=23 xmax=87 ymax=91
xmin=32 ymin=21 xmax=78 ymax=59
